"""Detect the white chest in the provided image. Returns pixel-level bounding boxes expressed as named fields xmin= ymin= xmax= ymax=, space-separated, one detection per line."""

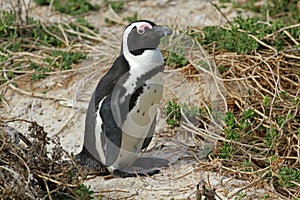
xmin=120 ymin=49 xmax=164 ymax=103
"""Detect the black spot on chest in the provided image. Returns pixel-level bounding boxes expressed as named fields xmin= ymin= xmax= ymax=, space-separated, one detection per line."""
xmin=127 ymin=64 xmax=164 ymax=111
xmin=117 ymin=64 xmax=164 ymax=123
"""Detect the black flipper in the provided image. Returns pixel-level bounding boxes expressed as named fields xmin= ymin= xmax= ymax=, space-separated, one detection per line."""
xmin=100 ymin=95 xmax=123 ymax=166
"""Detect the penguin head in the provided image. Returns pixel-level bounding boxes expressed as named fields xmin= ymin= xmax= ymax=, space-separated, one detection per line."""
xmin=122 ymin=20 xmax=172 ymax=56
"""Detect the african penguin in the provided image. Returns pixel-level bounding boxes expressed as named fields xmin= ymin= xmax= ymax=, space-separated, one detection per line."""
xmin=76 ymin=20 xmax=172 ymax=177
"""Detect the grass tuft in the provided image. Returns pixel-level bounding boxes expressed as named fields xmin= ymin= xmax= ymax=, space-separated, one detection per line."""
xmin=34 ymin=0 xmax=100 ymax=15
xmin=191 ymin=16 xmax=299 ymax=54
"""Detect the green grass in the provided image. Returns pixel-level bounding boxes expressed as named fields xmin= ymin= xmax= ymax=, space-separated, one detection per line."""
xmin=277 ymin=166 xmax=300 ymax=188
xmin=103 ymin=0 xmax=124 ymax=13
xmin=0 ymin=11 xmax=97 ymax=47
xmin=123 ymin=12 xmax=138 ymax=23
xmin=218 ymin=142 xmax=233 ymax=159
xmin=163 ymin=100 xmax=182 ymax=127
xmin=164 ymin=51 xmax=189 ymax=69
xmin=43 ymin=50 xmax=86 ymax=70
xmin=34 ymin=0 xmax=100 ymax=15
xmin=240 ymin=161 xmax=253 ymax=172
xmin=0 ymin=11 xmax=62 ymax=47
xmin=53 ymin=183 xmax=94 ymax=200
xmin=0 ymin=63 xmax=17 ymax=84
xmin=1 ymin=10 xmax=88 ymax=81
xmin=265 ymin=127 xmax=278 ymax=147
xmin=263 ymin=95 xmax=271 ymax=106
xmin=233 ymin=0 xmax=300 ymax=23
xmin=218 ymin=64 xmax=230 ymax=74
xmin=211 ymin=0 xmax=300 ymax=55
xmin=215 ymin=110 xmax=258 ymax=159
xmin=163 ymin=100 xmax=207 ymax=127
xmin=202 ymin=25 xmax=259 ymax=54
xmin=219 ymin=0 xmax=231 ymax=2
xmin=0 ymin=11 xmax=17 ymax=38
xmin=74 ymin=184 xmax=94 ymax=199
xmin=235 ymin=192 xmax=246 ymax=200
xmin=69 ymin=18 xmax=98 ymax=33
xmin=104 ymin=18 xmax=117 ymax=26
xmin=191 ymin=16 xmax=300 ymax=54
xmin=1 ymin=11 xmax=90 ymax=81
xmin=29 ymin=62 xmax=50 ymax=81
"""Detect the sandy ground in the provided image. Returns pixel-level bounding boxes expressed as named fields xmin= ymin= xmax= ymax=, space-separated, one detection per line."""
xmin=0 ymin=0 xmax=267 ymax=199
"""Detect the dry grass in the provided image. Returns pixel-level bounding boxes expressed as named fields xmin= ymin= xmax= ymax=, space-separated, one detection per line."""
xmin=214 ymin=50 xmax=299 ymax=198
xmin=0 ymin=120 xmax=90 ymax=199
xmin=179 ymin=29 xmax=300 ymax=199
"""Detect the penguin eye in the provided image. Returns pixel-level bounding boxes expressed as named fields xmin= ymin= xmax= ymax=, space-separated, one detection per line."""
xmin=136 ymin=23 xmax=152 ymax=35
xmin=137 ymin=29 xmax=145 ymax=34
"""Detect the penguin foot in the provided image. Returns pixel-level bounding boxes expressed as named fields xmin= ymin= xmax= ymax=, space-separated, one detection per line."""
xmin=112 ymin=157 xmax=169 ymax=178
xmin=75 ymin=146 xmax=110 ymax=175
xmin=132 ymin=157 xmax=169 ymax=169
xmin=75 ymin=147 xmax=170 ymax=178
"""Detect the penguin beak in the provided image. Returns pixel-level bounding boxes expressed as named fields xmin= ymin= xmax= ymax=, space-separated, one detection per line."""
xmin=153 ymin=25 xmax=172 ymax=37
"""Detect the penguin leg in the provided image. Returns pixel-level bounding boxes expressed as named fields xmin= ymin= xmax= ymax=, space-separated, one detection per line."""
xmin=75 ymin=146 xmax=110 ymax=175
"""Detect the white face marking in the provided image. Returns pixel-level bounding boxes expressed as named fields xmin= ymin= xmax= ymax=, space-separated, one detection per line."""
xmin=137 ymin=23 xmax=152 ymax=34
